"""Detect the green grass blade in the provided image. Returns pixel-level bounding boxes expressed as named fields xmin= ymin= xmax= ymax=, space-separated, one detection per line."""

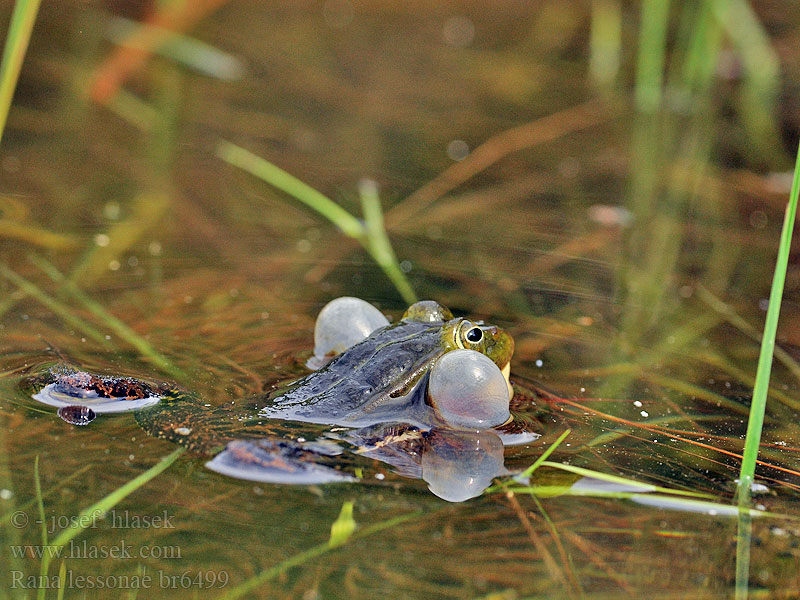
xmin=217 ymin=141 xmax=418 ymax=302
xmin=634 ymin=0 xmax=671 ymax=112
xmin=358 ymin=179 xmax=417 ymax=304
xmin=328 ymin=500 xmax=356 ymax=548
xmin=105 ymin=89 xmax=160 ymax=132
xmin=217 ymin=509 xmax=423 ymax=600
xmin=506 ymin=488 xmax=781 ymax=518
xmin=0 ymin=0 xmax=42 ymax=147
xmin=735 ymin=141 xmax=800 ymax=600
xmin=484 ymin=429 xmax=571 ymax=495
xmin=0 ymin=263 xmax=111 ymax=347
xmin=538 ymin=461 xmax=713 ymax=499
xmin=0 ymin=465 xmax=91 ymax=527
xmin=711 ymin=0 xmax=782 ymax=162
xmin=516 ymin=429 xmax=571 ymax=481
xmin=216 ymin=140 xmax=366 ymax=240
xmin=38 ymin=448 xmax=185 ymax=585
xmin=678 ymin=3 xmax=721 ymax=93
xmin=106 ymin=17 xmax=245 ymax=81
xmin=589 ymin=0 xmax=622 ymax=90
xmin=29 ymin=255 xmax=186 ymax=381
xmin=737 ymin=141 xmax=800 ymax=495
xmin=56 ymin=560 xmax=66 ymax=600
xmin=33 ymin=455 xmax=47 ymax=547
xmin=736 ymin=509 xmax=753 ymax=600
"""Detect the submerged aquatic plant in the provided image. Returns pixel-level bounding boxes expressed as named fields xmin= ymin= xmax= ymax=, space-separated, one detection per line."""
xmin=34 ymin=448 xmax=185 ymax=594
xmin=217 ymin=504 xmax=423 ymax=600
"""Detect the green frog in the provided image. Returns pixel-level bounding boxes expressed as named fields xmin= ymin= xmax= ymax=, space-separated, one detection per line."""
xmin=28 ymin=299 xmax=541 ymax=501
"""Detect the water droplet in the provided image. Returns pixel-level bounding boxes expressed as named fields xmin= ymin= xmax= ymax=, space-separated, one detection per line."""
xmin=446 ymin=139 xmax=469 ymax=161
xmin=443 ymin=15 xmax=475 ymax=47
xmin=103 ymin=202 xmax=120 ymax=220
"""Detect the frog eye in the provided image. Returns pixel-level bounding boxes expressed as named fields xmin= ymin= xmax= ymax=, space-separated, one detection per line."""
xmin=465 ymin=327 xmax=483 ymax=343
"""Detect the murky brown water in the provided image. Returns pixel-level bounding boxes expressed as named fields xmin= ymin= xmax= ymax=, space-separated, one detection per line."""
xmin=2 ymin=2 xmax=800 ymax=598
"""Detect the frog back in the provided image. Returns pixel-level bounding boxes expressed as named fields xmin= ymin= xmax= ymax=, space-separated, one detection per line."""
xmin=261 ymin=320 xmax=446 ymax=425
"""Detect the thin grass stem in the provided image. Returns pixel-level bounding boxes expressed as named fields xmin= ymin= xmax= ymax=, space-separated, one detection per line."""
xmin=484 ymin=429 xmax=571 ymax=495
xmin=0 ymin=263 xmax=111 ymax=347
xmin=737 ymin=142 xmax=800 ymax=494
xmin=29 ymin=255 xmax=186 ymax=381
xmin=0 ymin=0 xmax=42 ymax=147
xmin=0 ymin=465 xmax=92 ymax=527
xmin=711 ymin=0 xmax=782 ymax=162
xmin=538 ymin=461 xmax=713 ymax=498
xmin=216 ymin=140 xmax=365 ymax=240
xmin=696 ymin=284 xmax=800 ymax=385
xmin=33 ymin=456 xmax=47 ymax=547
xmin=56 ymin=560 xmax=66 ymax=600
xmin=106 ymin=89 xmax=159 ymax=131
xmin=517 ymin=429 xmax=572 ymax=480
xmin=634 ymin=0 xmax=671 ymax=112
xmin=216 ymin=140 xmax=418 ymax=302
xmin=589 ymin=0 xmax=622 ymax=91
xmin=736 ymin=510 xmax=753 ymax=600
xmin=734 ymin=141 xmax=800 ymax=599
xmin=38 ymin=448 xmax=185 ymax=587
xmin=217 ymin=509 xmax=423 ymax=600
xmin=106 ymin=16 xmax=245 ymax=81
xmin=358 ymin=179 xmax=417 ymax=304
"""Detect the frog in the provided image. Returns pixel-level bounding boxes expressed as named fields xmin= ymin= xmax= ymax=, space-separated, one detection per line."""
xmin=26 ymin=298 xmax=543 ymax=501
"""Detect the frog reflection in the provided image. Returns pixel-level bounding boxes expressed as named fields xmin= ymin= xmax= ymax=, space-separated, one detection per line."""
xmin=207 ymin=424 xmax=522 ymax=502
xmin=27 ymin=297 xmax=540 ymax=502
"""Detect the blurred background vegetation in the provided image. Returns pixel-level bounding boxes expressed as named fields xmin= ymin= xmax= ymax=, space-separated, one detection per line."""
xmin=2 ymin=1 xmax=800 ymax=598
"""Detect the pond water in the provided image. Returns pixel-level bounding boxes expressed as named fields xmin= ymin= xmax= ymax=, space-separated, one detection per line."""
xmin=2 ymin=2 xmax=800 ymax=598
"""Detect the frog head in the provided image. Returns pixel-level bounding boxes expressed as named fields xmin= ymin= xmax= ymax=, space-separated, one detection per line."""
xmin=402 ymin=301 xmax=515 ymax=370
xmin=443 ymin=318 xmax=514 ymax=371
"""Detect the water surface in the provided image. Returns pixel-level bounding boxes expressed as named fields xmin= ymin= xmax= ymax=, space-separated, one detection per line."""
xmin=1 ymin=2 xmax=800 ymax=598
